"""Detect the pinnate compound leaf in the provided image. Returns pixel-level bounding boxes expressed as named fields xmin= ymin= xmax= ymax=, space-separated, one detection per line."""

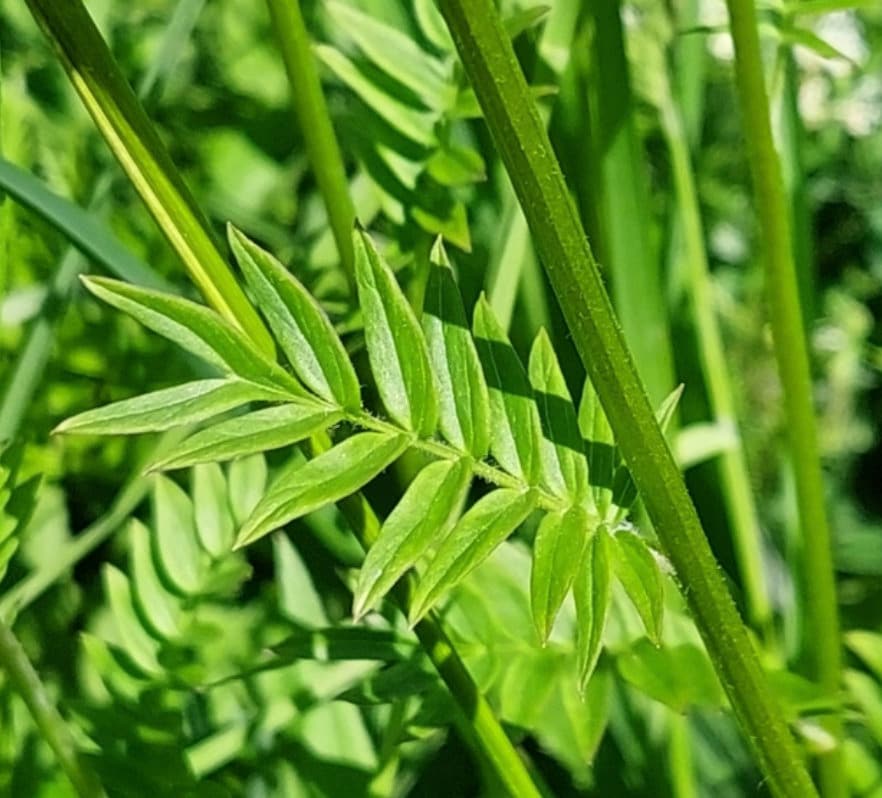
xmin=528 ymin=330 xmax=590 ymax=500
xmin=612 ymin=531 xmax=664 ymax=645
xmin=354 ymin=457 xmax=471 ymax=619
xmin=574 ymin=526 xmax=612 ymax=690
xmin=353 ymin=231 xmax=438 ymax=435
xmin=151 ymin=403 xmax=342 ymax=471
xmin=422 ymin=241 xmax=490 ymax=457
xmin=409 ymin=488 xmax=538 ymax=624
xmin=228 ymin=226 xmax=361 ymax=410
xmin=530 ymin=504 xmax=592 ymax=643
xmin=473 ymin=296 xmax=542 ymax=483
xmin=54 ymin=379 xmax=279 ymax=436
xmin=236 ymin=431 xmax=409 ymax=547
xmin=82 ymin=276 xmax=304 ymax=397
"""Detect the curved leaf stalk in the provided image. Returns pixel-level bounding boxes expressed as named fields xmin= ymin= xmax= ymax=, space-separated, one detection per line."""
xmin=723 ymin=0 xmax=842 ymax=792
xmin=264 ymin=0 xmax=356 ymax=285
xmin=23 ymin=0 xmax=275 ymax=356
xmin=658 ymin=83 xmax=773 ymax=637
xmin=434 ymin=1 xmax=815 ymax=795
xmin=0 ymin=618 xmax=105 ymax=798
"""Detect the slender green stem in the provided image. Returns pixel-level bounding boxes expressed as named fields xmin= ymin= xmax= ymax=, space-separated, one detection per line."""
xmin=668 ymin=714 xmax=698 ymax=798
xmin=436 ymin=2 xmax=814 ymax=795
xmin=0 ymin=618 xmax=105 ymax=797
xmin=658 ymin=89 xmax=772 ymax=635
xmin=23 ymin=0 xmax=275 ymax=356
xmin=265 ymin=0 xmax=356 ymax=285
xmin=723 ymin=0 xmax=842 ymax=792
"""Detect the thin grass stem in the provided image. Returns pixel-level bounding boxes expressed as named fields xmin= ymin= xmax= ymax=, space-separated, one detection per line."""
xmin=723 ymin=0 xmax=843 ymax=791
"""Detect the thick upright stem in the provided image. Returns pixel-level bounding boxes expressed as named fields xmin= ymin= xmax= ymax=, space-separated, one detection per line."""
xmin=723 ymin=0 xmax=842 ymax=792
xmin=436 ymin=1 xmax=815 ymax=795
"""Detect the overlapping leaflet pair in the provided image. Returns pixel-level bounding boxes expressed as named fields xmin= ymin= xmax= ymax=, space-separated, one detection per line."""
xmin=57 ymin=226 xmax=678 ymax=688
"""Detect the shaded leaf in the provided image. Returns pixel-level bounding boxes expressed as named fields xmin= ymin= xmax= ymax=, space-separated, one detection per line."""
xmin=409 ymin=488 xmax=538 ymax=623
xmin=228 ymin=226 xmax=361 ymax=410
xmin=528 ymin=329 xmax=589 ymax=500
xmin=354 ymin=231 xmax=438 ymax=435
xmin=274 ymin=533 xmax=328 ymax=627
xmin=422 ymin=242 xmax=490 ymax=456
xmin=473 ymin=296 xmax=542 ymax=483
xmin=152 ymin=476 xmax=203 ymax=595
xmin=151 ymin=403 xmax=342 ymax=471
xmin=236 ymin=431 xmax=409 ymax=547
xmin=611 ymin=530 xmax=664 ymax=644
xmin=82 ymin=276 xmax=303 ymax=396
xmin=54 ymin=379 xmax=280 ymax=436
xmin=616 ymin=640 xmax=724 ymax=712
xmin=578 ymin=378 xmax=615 ymax=515
xmin=355 ymin=457 xmax=471 ymax=618
xmin=128 ymin=518 xmax=180 ymax=640
xmin=530 ymin=504 xmax=593 ymax=642
xmin=315 ymin=45 xmax=438 ymax=147
xmin=574 ymin=527 xmax=612 ymax=690
xmin=325 ymin=2 xmax=450 ymax=110
xmin=192 ymin=464 xmax=235 ymax=557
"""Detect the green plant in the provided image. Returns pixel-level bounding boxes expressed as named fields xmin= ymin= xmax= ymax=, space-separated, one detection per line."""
xmin=4 ymin=0 xmax=882 ymax=795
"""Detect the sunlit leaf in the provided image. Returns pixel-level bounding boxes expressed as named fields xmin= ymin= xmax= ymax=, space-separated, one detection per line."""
xmin=354 ymin=457 xmax=471 ymax=619
xmin=229 ymin=226 xmax=361 ymax=410
xmin=528 ymin=329 xmax=589 ymax=500
xmin=530 ymin=504 xmax=593 ymax=642
xmin=611 ymin=530 xmax=664 ymax=645
xmin=409 ymin=487 xmax=538 ymax=623
xmin=82 ymin=276 xmax=303 ymax=396
xmin=354 ymin=230 xmax=438 ymax=435
xmin=574 ymin=526 xmax=612 ymax=690
xmin=128 ymin=518 xmax=180 ymax=640
xmin=54 ymin=379 xmax=280 ymax=436
xmin=151 ymin=403 xmax=342 ymax=471
xmin=423 ymin=242 xmax=490 ymax=457
xmin=473 ymin=296 xmax=542 ymax=483
xmin=236 ymin=431 xmax=409 ymax=547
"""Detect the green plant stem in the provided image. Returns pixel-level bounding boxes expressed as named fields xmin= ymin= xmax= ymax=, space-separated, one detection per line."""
xmin=658 ymin=91 xmax=772 ymax=636
xmin=436 ymin=2 xmax=814 ymax=795
xmin=0 ymin=618 xmax=105 ymax=797
xmin=265 ymin=0 xmax=356 ymax=285
xmin=23 ymin=0 xmax=275 ymax=356
xmin=723 ymin=0 xmax=842 ymax=792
